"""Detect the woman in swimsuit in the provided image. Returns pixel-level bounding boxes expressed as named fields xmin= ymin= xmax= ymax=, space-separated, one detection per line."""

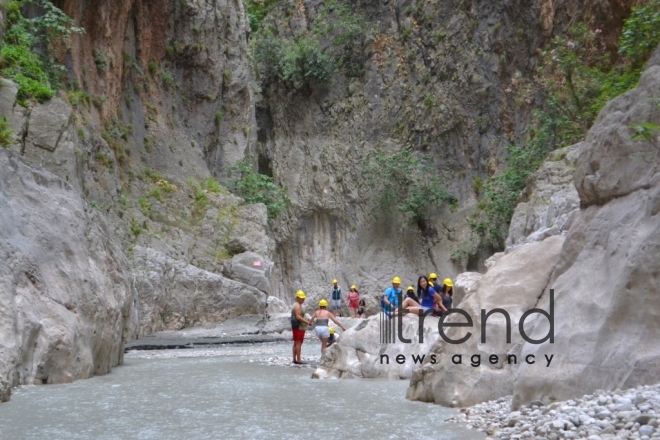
xmin=309 ymin=299 xmax=346 ymax=353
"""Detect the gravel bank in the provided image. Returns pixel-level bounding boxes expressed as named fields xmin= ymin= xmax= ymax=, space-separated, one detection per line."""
xmin=446 ymin=384 xmax=660 ymax=439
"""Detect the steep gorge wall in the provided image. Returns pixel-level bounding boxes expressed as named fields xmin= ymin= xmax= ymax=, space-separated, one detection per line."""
xmin=0 ymin=149 xmax=138 ymax=402
xmin=256 ymin=0 xmax=641 ymax=302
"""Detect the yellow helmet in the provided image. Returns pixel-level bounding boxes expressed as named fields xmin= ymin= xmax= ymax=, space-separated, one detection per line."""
xmin=443 ymin=278 xmax=453 ymax=287
xmin=351 ymin=284 xmax=356 ymax=290
xmin=329 ymin=327 xmax=335 ymax=334
xmin=296 ymin=290 xmax=306 ymax=299
xmin=319 ymin=299 xmax=328 ymax=307
xmin=407 ymin=285 xmax=415 ymax=292
xmin=429 ymin=273 xmax=438 ymax=280
xmin=392 ymin=277 xmax=401 ymax=284
xmin=332 ymin=279 xmax=338 ymax=284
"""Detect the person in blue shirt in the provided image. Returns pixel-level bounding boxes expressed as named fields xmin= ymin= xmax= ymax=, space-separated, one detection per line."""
xmin=417 ymin=275 xmax=446 ymax=313
xmin=382 ymin=277 xmax=402 ymax=317
xmin=330 ymin=279 xmax=343 ymax=316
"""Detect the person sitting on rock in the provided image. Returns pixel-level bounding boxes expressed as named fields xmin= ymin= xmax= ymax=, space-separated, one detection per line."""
xmin=327 ymin=327 xmax=337 ymax=347
xmin=291 ymin=290 xmax=311 ymax=365
xmin=357 ymin=299 xmax=366 ymax=318
xmin=382 ymin=277 xmax=402 ymax=318
xmin=346 ymin=285 xmax=360 ymax=318
xmin=330 ymin=279 xmax=343 ymax=316
xmin=405 ymin=285 xmax=419 ymax=302
xmin=429 ymin=273 xmax=443 ymax=292
xmin=309 ymin=299 xmax=346 ymax=353
xmin=395 ymin=276 xmax=446 ymax=316
xmin=437 ymin=278 xmax=454 ymax=314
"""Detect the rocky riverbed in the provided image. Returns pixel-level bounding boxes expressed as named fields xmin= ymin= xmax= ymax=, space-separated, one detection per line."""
xmin=446 ymin=384 xmax=660 ymax=439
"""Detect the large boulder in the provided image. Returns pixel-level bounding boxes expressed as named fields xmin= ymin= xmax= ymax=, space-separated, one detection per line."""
xmin=132 ymin=246 xmax=267 ymax=336
xmin=511 ymin=64 xmax=660 ymax=409
xmin=0 ymin=150 xmax=137 ymax=402
xmin=406 ymin=235 xmax=565 ymax=407
xmin=453 ymin=271 xmax=483 ymax=306
xmin=313 ymin=314 xmax=443 ymax=380
xmin=223 ymin=251 xmax=273 ymax=294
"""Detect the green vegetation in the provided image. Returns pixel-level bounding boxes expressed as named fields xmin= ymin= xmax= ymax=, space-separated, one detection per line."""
xmin=363 ymin=149 xmax=456 ymax=234
xmin=0 ymin=0 xmax=84 ymax=103
xmin=129 ymin=216 xmax=143 ymax=238
xmin=148 ymin=179 xmax=178 ymax=201
xmin=0 ymin=117 xmax=13 ymax=147
xmin=138 ymin=197 xmax=152 ymax=216
xmin=93 ymin=48 xmax=107 ymax=72
xmin=249 ymin=0 xmax=371 ymax=90
xmin=148 ymin=60 xmax=158 ymax=76
xmin=472 ymin=2 xmax=660 ymax=247
xmin=102 ymin=118 xmax=133 ymax=165
xmin=95 ymin=152 xmax=113 ymax=169
xmin=227 ymin=156 xmax=289 ymax=219
xmin=250 ymin=29 xmax=335 ymax=90
xmin=245 ymin=0 xmax=279 ymax=32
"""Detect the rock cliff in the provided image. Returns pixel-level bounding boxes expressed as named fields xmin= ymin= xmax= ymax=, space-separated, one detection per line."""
xmin=407 ymin=53 xmax=660 ymax=409
xmin=0 ymin=149 xmax=138 ymax=402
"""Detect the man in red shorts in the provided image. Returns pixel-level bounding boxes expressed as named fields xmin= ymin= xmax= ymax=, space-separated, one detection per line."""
xmin=291 ymin=290 xmax=310 ymax=364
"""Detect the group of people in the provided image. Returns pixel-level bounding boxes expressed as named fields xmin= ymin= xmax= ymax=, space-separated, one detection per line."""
xmin=290 ymin=290 xmax=346 ymax=364
xmin=382 ymin=273 xmax=454 ymax=318
xmin=289 ymin=274 xmax=454 ymax=364
xmin=330 ymin=279 xmax=365 ymax=318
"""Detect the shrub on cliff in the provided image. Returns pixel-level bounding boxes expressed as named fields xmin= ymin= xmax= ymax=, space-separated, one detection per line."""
xmin=227 ymin=157 xmax=289 ymax=220
xmin=472 ymin=1 xmax=660 ymax=248
xmin=363 ymin=148 xmax=456 ymax=236
xmin=0 ymin=0 xmax=83 ymax=103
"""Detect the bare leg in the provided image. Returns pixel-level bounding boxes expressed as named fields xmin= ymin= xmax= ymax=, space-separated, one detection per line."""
xmin=394 ymin=298 xmax=423 ymax=316
xmin=321 ymin=337 xmax=328 ymax=353
xmin=292 ymin=341 xmax=296 ymax=362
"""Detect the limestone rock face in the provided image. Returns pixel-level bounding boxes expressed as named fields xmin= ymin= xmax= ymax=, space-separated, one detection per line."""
xmin=406 ymin=235 xmax=565 ymax=407
xmin=132 ymin=246 xmax=267 ymax=336
xmin=454 ymin=272 xmax=483 ymax=306
xmin=505 ymin=144 xmax=581 ymax=252
xmin=511 ymin=65 xmax=660 ymax=409
xmin=313 ymin=314 xmax=442 ymax=380
xmin=0 ymin=150 xmax=137 ymax=402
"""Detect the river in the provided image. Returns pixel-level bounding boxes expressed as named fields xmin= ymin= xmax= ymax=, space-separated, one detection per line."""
xmin=0 ymin=342 xmax=484 ymax=439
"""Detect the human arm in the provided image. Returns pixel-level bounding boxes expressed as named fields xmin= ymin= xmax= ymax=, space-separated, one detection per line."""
xmin=433 ymin=293 xmax=447 ymax=312
xmin=294 ymin=304 xmax=310 ymax=325
xmin=328 ymin=312 xmax=346 ymax=331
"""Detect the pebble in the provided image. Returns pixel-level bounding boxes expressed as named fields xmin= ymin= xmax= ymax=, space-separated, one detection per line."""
xmin=445 ymin=383 xmax=660 ymax=439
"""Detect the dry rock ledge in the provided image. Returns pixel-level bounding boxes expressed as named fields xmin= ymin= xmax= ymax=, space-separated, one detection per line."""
xmin=448 ymin=384 xmax=660 ymax=440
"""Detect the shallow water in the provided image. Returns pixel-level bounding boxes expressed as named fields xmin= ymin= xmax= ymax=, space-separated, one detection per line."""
xmin=0 ymin=342 xmax=484 ymax=440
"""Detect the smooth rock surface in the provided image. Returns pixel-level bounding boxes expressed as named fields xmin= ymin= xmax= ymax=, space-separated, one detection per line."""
xmin=0 ymin=149 xmax=137 ymax=401
xmin=223 ymin=251 xmax=274 ymax=295
xmin=505 ymin=144 xmax=581 ymax=252
xmin=512 ymin=65 xmax=660 ymax=409
xmin=132 ymin=246 xmax=267 ymax=336
xmin=406 ymin=235 xmax=565 ymax=407
xmin=314 ymin=314 xmax=443 ymax=380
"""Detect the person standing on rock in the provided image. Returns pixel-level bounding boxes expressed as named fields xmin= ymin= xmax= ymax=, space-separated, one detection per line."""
xmin=357 ymin=299 xmax=366 ymax=318
xmin=330 ymin=279 xmax=343 ymax=316
xmin=346 ymin=285 xmax=360 ymax=318
xmin=291 ymin=290 xmax=311 ymax=364
xmin=382 ymin=277 xmax=402 ymax=318
xmin=309 ymin=299 xmax=346 ymax=353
